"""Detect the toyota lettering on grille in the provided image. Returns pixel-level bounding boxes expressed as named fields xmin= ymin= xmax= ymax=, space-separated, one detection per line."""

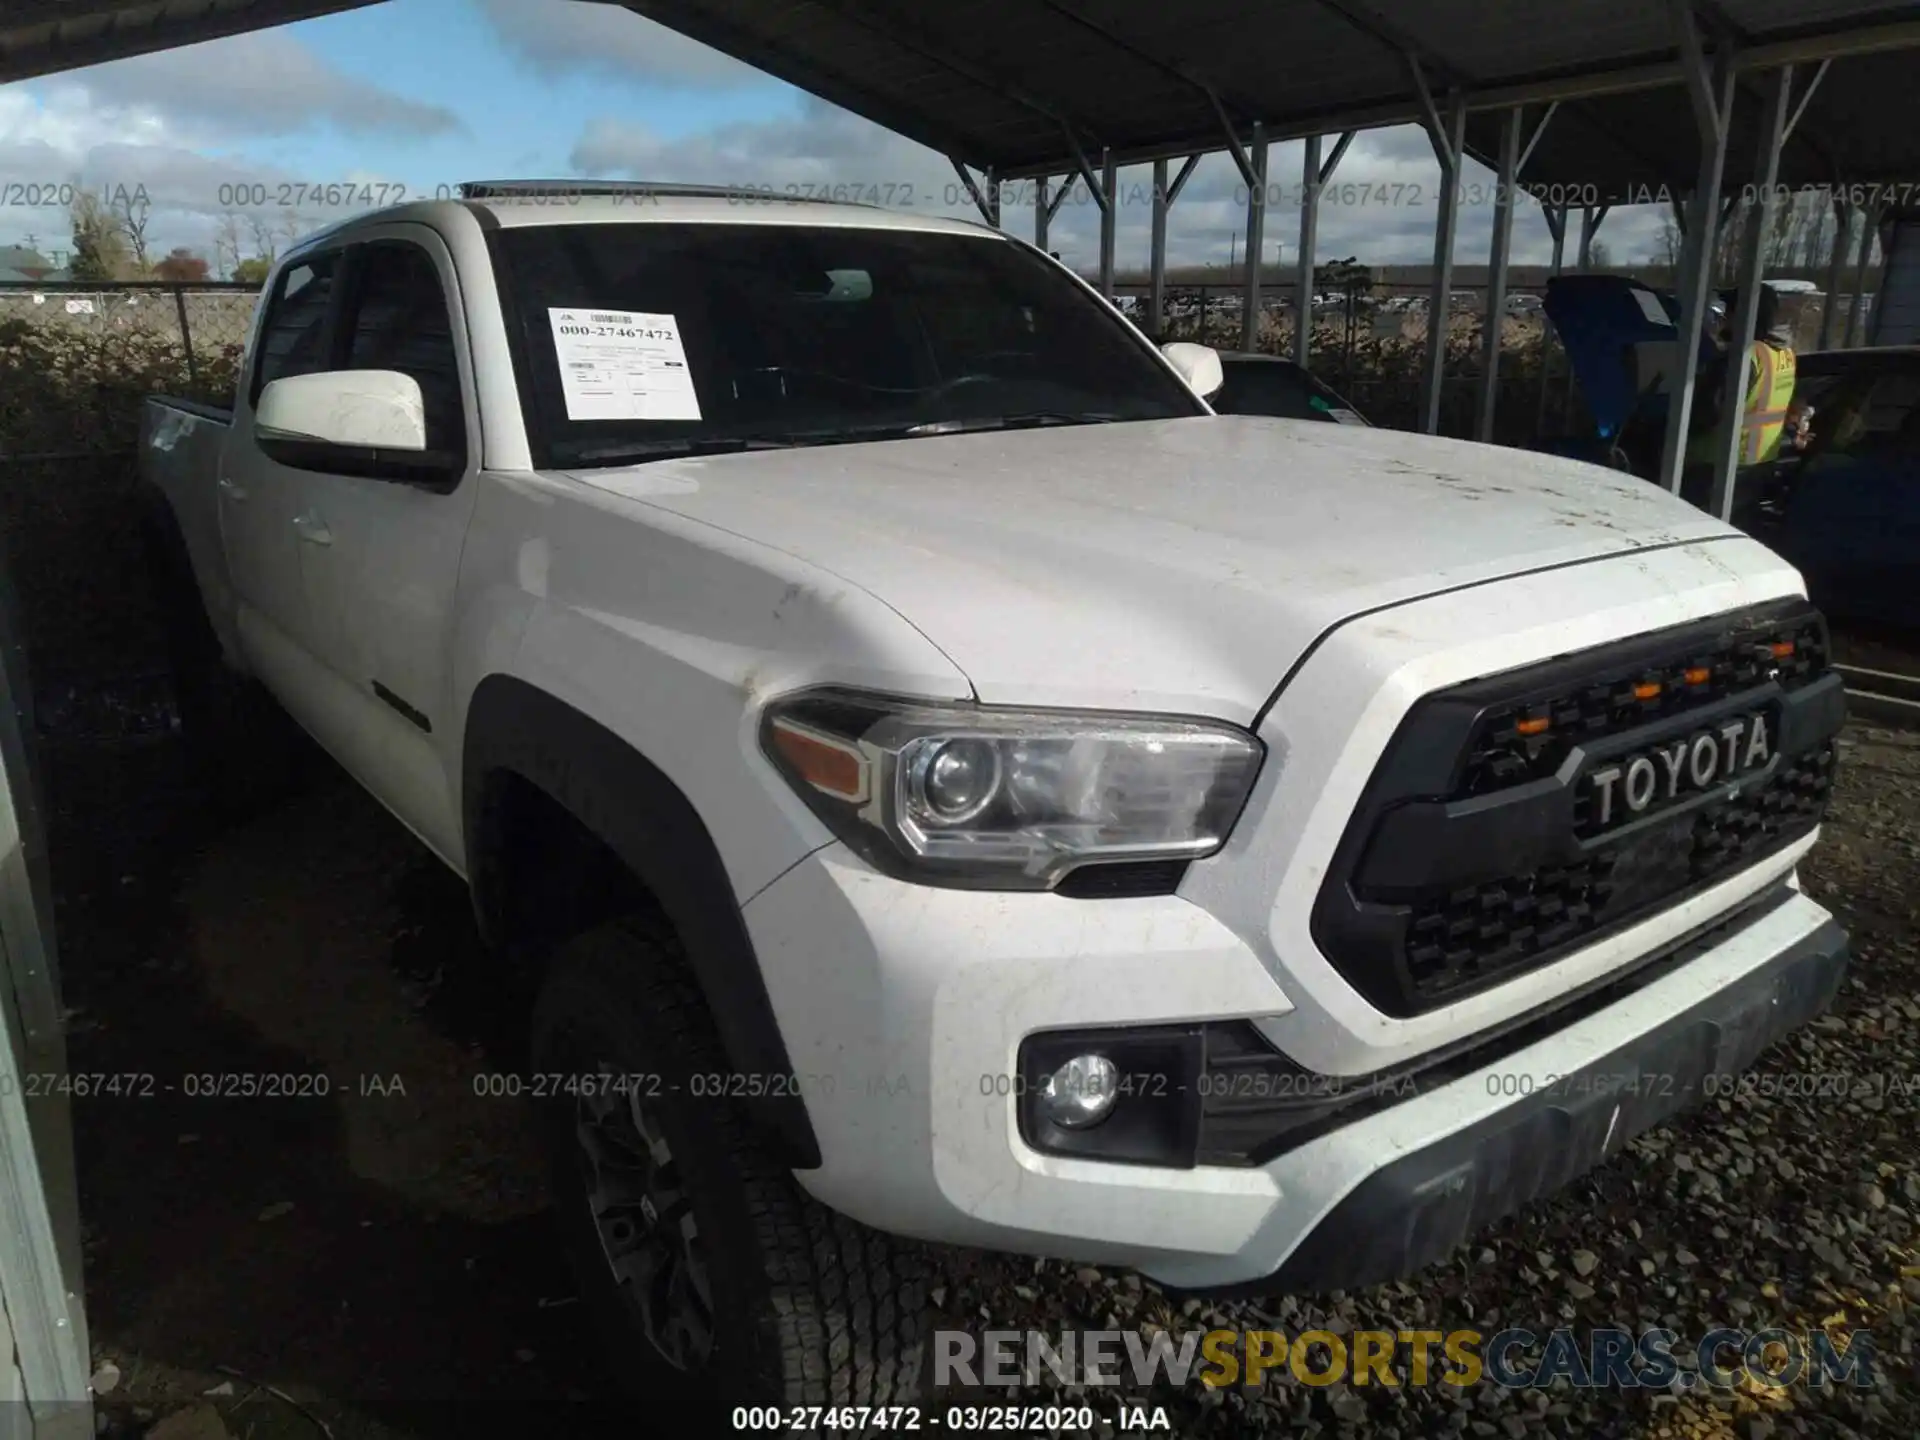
xmin=1586 ymin=712 xmax=1773 ymax=830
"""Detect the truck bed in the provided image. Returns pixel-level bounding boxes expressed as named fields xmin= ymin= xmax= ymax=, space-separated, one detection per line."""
xmin=141 ymin=395 xmax=240 ymax=670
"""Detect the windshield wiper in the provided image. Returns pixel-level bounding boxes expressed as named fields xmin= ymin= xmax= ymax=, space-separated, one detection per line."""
xmin=901 ymin=411 xmax=1123 ymax=437
xmin=569 ymin=412 xmax=1131 ymax=463
xmin=566 ymin=436 xmax=794 ymax=466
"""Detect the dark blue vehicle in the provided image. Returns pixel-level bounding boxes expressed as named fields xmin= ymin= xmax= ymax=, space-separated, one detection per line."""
xmin=1536 ymin=274 xmax=1721 ymax=478
xmin=1540 ymin=277 xmax=1919 ymax=631
xmin=1743 ymin=347 xmax=1920 ymax=631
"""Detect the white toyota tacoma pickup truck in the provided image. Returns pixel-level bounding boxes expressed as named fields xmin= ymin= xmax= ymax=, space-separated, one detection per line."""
xmin=140 ymin=181 xmax=1849 ymax=1409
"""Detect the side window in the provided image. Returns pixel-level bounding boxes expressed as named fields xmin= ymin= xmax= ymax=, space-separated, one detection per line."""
xmin=1820 ymin=372 xmax=1920 ymax=457
xmin=251 ymin=254 xmax=339 ymax=402
xmin=1858 ymin=371 xmax=1920 ymax=443
xmin=341 ymin=243 xmax=465 ymax=461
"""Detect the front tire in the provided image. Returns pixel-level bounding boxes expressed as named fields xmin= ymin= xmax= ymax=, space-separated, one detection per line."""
xmin=529 ymin=914 xmax=931 ymax=1414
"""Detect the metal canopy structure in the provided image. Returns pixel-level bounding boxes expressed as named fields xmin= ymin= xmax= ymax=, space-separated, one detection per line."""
xmin=2 ymin=0 xmax=1915 ymax=519
xmin=595 ymin=0 xmax=1920 ymax=181
xmin=0 ymin=0 xmax=380 ymax=84
xmin=587 ymin=0 xmax=1915 ymax=500
xmin=1466 ymin=46 xmax=1920 ymax=203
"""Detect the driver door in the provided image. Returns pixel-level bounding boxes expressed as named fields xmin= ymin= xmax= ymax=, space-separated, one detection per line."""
xmin=220 ymin=250 xmax=343 ymax=674
xmin=274 ymin=229 xmax=480 ymax=867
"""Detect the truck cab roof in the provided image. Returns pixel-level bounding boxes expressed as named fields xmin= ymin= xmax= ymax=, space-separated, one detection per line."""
xmin=281 ymin=184 xmax=997 ymax=260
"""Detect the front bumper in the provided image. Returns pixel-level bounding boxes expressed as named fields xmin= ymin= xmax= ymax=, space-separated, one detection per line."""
xmin=1214 ymin=897 xmax=1846 ymax=1296
xmin=743 ymin=840 xmax=1844 ymax=1291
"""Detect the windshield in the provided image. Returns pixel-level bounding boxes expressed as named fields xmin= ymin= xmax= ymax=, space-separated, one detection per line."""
xmin=487 ymin=223 xmax=1204 ymax=468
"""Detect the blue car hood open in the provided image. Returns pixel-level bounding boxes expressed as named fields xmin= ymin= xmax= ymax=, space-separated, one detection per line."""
xmin=1543 ymin=275 xmax=1718 ymax=437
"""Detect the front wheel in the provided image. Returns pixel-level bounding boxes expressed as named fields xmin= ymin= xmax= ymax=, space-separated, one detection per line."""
xmin=529 ymin=915 xmax=931 ymax=1414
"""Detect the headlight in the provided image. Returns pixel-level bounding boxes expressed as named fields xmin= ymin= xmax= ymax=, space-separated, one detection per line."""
xmin=760 ymin=688 xmax=1264 ymax=890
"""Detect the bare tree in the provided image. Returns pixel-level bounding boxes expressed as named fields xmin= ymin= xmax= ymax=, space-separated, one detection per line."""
xmin=213 ymin=209 xmax=247 ymax=278
xmin=1652 ymin=217 xmax=1684 ymax=275
xmin=247 ymin=212 xmax=278 ymax=265
xmin=277 ymin=207 xmax=307 ymax=252
xmin=111 ymin=185 xmax=153 ymax=274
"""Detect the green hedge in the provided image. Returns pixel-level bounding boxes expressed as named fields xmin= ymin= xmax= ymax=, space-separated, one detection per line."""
xmin=0 ymin=318 xmax=240 ymax=459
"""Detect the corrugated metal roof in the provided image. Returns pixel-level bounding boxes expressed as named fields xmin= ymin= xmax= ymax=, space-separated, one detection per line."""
xmin=0 ymin=0 xmax=379 ymax=83
xmin=590 ymin=0 xmax=1920 ymax=182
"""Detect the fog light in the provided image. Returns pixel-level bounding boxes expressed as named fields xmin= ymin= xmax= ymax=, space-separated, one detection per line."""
xmin=1039 ymin=1053 xmax=1118 ymax=1129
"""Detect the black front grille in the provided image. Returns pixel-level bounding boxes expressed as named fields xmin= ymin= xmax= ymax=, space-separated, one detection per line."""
xmin=1311 ymin=598 xmax=1846 ymax=1018
xmin=1402 ymin=744 xmax=1836 ymax=1003
xmin=1460 ymin=610 xmax=1827 ymax=797
xmin=1405 ymin=857 xmax=1618 ymax=998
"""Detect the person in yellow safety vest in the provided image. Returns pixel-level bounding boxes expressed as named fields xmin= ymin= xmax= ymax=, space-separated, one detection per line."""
xmin=1680 ymin=286 xmax=1798 ymax=503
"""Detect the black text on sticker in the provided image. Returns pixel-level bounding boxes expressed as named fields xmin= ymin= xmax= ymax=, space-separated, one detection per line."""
xmin=1586 ymin=713 xmax=1772 ymax=828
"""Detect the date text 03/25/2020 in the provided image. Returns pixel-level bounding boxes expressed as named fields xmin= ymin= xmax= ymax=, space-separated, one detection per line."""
xmin=729 ymin=1405 xmax=1174 ymax=1434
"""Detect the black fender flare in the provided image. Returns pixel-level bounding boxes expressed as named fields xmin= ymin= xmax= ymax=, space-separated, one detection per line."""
xmin=462 ymin=674 xmax=821 ymax=1169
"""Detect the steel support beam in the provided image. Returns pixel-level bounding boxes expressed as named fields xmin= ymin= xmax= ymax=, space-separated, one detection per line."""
xmin=1782 ymin=58 xmax=1830 ymax=143
xmin=1099 ymin=149 xmax=1118 ymax=299
xmin=1035 ymin=176 xmax=1052 ymax=250
xmin=1656 ymin=6 xmax=1738 ymax=496
xmin=1296 ymin=137 xmax=1322 ymax=367
xmin=1241 ymin=124 xmax=1269 ymax=353
xmin=1707 ymin=64 xmax=1792 ymax=522
xmin=1536 ymin=204 xmax=1569 ymax=435
xmin=1577 ymin=204 xmax=1609 ymax=270
xmin=1292 ymin=132 xmax=1355 ymax=366
xmin=950 ymin=157 xmax=997 ymax=227
xmin=1843 ymin=199 xmax=1879 ymax=348
xmin=1816 ymin=196 xmax=1851 ymax=349
xmin=1477 ymin=107 xmax=1524 ymax=443
xmin=1516 ymin=99 xmax=1559 ymax=176
xmin=1146 ymin=154 xmax=1201 ymax=339
xmin=1322 ymin=131 xmax=1355 ymax=183
xmin=1412 ymin=63 xmax=1467 ymax=435
xmin=1149 ymin=160 xmax=1169 ymax=338
xmin=1209 ymin=92 xmax=1263 ymax=192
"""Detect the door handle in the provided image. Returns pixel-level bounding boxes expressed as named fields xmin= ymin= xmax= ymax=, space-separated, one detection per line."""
xmin=292 ymin=511 xmax=332 ymax=546
xmin=217 ymin=475 xmax=248 ymax=501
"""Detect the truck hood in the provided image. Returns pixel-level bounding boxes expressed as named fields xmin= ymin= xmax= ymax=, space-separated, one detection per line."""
xmin=568 ymin=415 xmax=1737 ymax=721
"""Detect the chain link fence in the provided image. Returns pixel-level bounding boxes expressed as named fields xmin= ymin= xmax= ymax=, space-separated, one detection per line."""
xmin=0 ymin=281 xmax=255 ymax=695
xmin=1119 ymin=280 xmax=1579 ymax=443
xmin=0 ymin=281 xmax=257 ymax=463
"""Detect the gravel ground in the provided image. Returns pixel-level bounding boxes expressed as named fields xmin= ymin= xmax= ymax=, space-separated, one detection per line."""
xmin=7 ymin=436 xmax=1913 ymax=1435
xmin=925 ymin=724 xmax=1920 ymax=1438
xmin=56 ymin=718 xmax=1917 ymax=1440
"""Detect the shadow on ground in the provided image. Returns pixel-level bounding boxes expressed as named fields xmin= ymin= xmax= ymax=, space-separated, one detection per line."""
xmin=41 ymin=721 xmax=649 ymax=1438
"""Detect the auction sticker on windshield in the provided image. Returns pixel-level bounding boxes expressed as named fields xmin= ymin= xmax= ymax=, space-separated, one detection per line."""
xmin=547 ymin=308 xmax=702 ymax=421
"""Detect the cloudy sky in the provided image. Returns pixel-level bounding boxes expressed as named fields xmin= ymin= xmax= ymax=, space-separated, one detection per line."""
xmin=0 ymin=0 xmax=1670 ymax=276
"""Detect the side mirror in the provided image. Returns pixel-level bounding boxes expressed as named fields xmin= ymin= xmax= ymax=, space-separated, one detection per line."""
xmin=256 ymin=370 xmax=428 ymax=452
xmin=1160 ymin=342 xmax=1224 ymax=400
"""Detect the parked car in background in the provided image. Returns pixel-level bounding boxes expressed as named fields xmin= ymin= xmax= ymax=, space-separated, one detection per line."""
xmin=1743 ymin=346 xmax=1920 ymax=630
xmin=1209 ymin=353 xmax=1370 ymax=424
